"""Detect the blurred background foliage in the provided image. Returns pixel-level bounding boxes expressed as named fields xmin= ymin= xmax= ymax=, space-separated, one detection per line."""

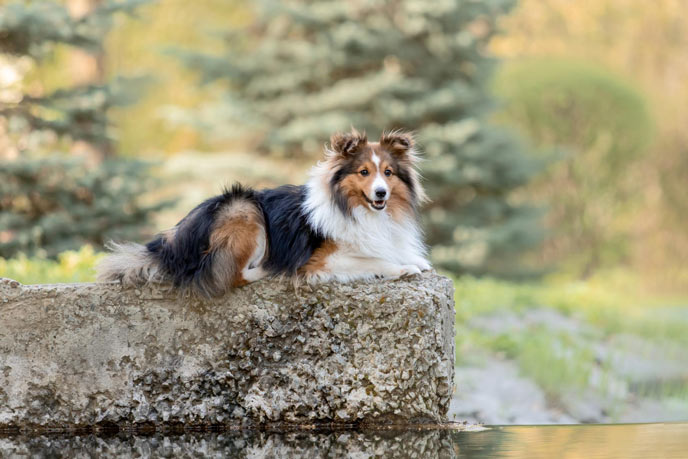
xmin=0 ymin=156 xmax=166 ymax=258
xmin=0 ymin=0 xmax=168 ymax=258
xmin=491 ymin=0 xmax=688 ymax=291
xmin=494 ymin=59 xmax=653 ymax=278
xmin=0 ymin=244 xmax=102 ymax=283
xmin=1 ymin=0 xmax=687 ymax=424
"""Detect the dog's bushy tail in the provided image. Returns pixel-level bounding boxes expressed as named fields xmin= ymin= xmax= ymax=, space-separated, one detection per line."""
xmin=96 ymin=240 xmax=166 ymax=286
xmin=96 ymin=183 xmax=263 ymax=298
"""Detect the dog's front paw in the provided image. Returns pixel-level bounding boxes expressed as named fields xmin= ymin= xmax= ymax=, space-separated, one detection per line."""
xmin=399 ymin=264 xmax=422 ymax=278
xmin=415 ymin=259 xmax=432 ymax=272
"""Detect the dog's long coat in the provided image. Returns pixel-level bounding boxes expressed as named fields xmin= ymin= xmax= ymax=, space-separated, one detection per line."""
xmin=97 ymin=130 xmax=431 ymax=297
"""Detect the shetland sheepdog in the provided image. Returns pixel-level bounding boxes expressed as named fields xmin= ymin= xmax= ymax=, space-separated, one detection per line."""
xmin=97 ymin=129 xmax=431 ymax=297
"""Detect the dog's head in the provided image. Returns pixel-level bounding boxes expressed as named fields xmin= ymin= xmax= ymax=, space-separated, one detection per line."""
xmin=326 ymin=129 xmax=425 ymax=218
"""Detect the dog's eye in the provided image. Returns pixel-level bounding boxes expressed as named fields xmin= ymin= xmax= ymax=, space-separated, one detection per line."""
xmin=384 ymin=169 xmax=392 ymax=177
xmin=360 ymin=169 xmax=369 ymax=176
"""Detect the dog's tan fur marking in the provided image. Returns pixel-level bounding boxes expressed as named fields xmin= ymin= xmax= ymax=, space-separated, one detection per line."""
xmin=380 ymin=157 xmax=414 ymax=220
xmin=209 ymin=200 xmax=265 ymax=288
xmin=337 ymin=149 xmax=378 ymax=210
xmin=330 ymin=129 xmax=368 ymax=157
xmin=380 ymin=131 xmax=413 ymax=155
xmin=300 ymin=239 xmax=338 ymax=276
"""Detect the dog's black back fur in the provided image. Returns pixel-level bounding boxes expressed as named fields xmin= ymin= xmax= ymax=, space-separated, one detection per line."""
xmin=257 ymin=185 xmax=324 ymax=275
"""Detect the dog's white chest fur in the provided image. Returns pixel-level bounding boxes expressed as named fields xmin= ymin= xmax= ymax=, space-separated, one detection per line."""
xmin=335 ymin=207 xmax=426 ymax=264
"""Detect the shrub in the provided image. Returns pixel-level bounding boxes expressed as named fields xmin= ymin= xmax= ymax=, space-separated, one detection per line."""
xmin=494 ymin=59 xmax=654 ymax=275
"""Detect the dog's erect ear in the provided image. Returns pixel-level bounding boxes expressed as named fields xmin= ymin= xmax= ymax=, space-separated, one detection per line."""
xmin=330 ymin=129 xmax=367 ymax=157
xmin=380 ymin=131 xmax=414 ymax=156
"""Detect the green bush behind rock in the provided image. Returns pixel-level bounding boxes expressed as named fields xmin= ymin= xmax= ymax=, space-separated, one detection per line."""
xmin=494 ymin=59 xmax=654 ymax=275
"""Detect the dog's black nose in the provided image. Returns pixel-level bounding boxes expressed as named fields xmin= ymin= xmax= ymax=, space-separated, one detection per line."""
xmin=375 ymin=188 xmax=387 ymax=199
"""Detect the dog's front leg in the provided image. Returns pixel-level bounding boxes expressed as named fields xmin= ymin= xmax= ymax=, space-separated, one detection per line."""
xmin=307 ymin=252 xmax=420 ymax=283
xmin=409 ymin=257 xmax=432 ymax=272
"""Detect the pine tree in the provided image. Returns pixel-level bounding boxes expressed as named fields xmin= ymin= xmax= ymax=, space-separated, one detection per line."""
xmin=174 ymin=0 xmax=543 ymax=276
xmin=0 ymin=157 xmax=169 ymax=258
xmin=0 ymin=0 xmax=147 ymax=154
xmin=0 ymin=0 xmax=166 ymax=259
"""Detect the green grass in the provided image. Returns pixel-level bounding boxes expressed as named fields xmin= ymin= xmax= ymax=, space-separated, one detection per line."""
xmin=451 ymin=274 xmax=688 ymax=404
xmin=0 ymin=245 xmax=103 ymax=284
xmin=515 ymin=329 xmax=595 ymax=396
xmin=453 ymin=273 xmax=688 ymax=344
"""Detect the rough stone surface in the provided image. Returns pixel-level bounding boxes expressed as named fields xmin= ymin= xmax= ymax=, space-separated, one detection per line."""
xmin=0 ymin=429 xmax=464 ymax=458
xmin=0 ymin=272 xmax=455 ymax=428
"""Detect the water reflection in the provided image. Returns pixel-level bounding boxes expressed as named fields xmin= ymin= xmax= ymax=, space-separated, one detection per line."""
xmin=1 ymin=424 xmax=687 ymax=458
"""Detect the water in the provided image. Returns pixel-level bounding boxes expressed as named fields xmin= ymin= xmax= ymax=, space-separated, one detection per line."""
xmin=1 ymin=423 xmax=686 ymax=458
